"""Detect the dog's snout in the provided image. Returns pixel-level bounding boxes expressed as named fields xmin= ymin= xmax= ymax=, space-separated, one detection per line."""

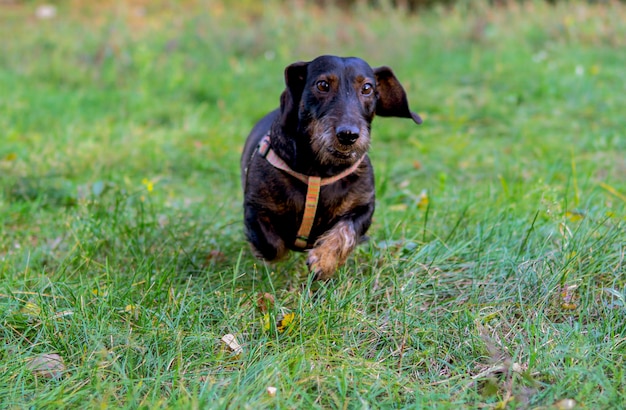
xmin=336 ymin=125 xmax=360 ymax=145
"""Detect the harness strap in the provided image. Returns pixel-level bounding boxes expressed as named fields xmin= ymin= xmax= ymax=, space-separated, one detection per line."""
xmin=295 ymin=176 xmax=321 ymax=248
xmin=258 ymin=137 xmax=308 ymax=185
xmin=257 ymin=133 xmax=364 ymax=248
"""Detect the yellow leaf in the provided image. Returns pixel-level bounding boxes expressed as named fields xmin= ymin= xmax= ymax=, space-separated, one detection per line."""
xmin=141 ymin=178 xmax=154 ymax=192
xmin=277 ymin=312 xmax=295 ymax=332
xmin=92 ymin=288 xmax=108 ymax=297
xmin=263 ymin=312 xmax=296 ymax=333
xmin=565 ymin=211 xmax=584 ymax=222
xmin=417 ymin=189 xmax=429 ymax=209
xmin=21 ymin=301 xmax=41 ymax=316
xmin=124 ymin=304 xmax=138 ymax=314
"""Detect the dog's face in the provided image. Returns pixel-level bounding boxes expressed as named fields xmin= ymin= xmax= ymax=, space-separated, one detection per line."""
xmin=279 ymin=55 xmax=422 ymax=167
xmin=300 ymin=57 xmax=377 ymax=166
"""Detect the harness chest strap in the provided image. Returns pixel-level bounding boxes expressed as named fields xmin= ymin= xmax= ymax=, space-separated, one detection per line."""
xmin=296 ymin=176 xmax=321 ymax=248
xmin=257 ymin=134 xmax=364 ymax=248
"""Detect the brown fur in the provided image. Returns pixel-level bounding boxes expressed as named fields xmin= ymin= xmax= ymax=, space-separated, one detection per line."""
xmin=241 ymin=55 xmax=421 ymax=280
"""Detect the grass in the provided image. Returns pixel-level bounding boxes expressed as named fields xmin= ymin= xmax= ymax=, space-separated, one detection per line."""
xmin=1 ymin=0 xmax=625 ymax=408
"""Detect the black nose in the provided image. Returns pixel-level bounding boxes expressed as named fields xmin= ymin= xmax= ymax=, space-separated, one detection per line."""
xmin=336 ymin=125 xmax=360 ymax=145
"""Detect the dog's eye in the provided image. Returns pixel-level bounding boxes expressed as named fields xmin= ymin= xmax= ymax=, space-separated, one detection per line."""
xmin=316 ymin=80 xmax=330 ymax=92
xmin=361 ymin=83 xmax=374 ymax=96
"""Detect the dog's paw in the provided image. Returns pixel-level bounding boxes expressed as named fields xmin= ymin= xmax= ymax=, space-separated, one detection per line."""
xmin=306 ymin=220 xmax=358 ymax=281
xmin=306 ymin=247 xmax=338 ymax=281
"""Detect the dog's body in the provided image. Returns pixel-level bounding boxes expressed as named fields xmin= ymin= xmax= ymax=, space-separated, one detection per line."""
xmin=241 ymin=55 xmax=421 ymax=280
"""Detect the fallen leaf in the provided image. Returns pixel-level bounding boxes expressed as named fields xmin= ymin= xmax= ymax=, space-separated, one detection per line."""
xmin=53 ymin=310 xmax=73 ymax=319
xmin=205 ymin=249 xmax=226 ymax=264
xmin=565 ymin=210 xmax=585 ymax=222
xmin=124 ymin=304 xmax=137 ymax=312
xmin=124 ymin=304 xmax=139 ymax=319
xmin=277 ymin=312 xmax=295 ymax=332
xmin=417 ymin=189 xmax=429 ymax=209
xmin=141 ymin=178 xmax=154 ymax=193
xmin=560 ymin=285 xmax=578 ymax=310
xmin=91 ymin=288 xmax=108 ymax=297
xmin=21 ymin=301 xmax=41 ymax=317
xmin=221 ymin=334 xmax=243 ymax=355
xmin=554 ymin=398 xmax=577 ymax=410
xmin=257 ymin=292 xmax=275 ymax=313
xmin=27 ymin=353 xmax=65 ymax=379
xmin=263 ymin=312 xmax=296 ymax=332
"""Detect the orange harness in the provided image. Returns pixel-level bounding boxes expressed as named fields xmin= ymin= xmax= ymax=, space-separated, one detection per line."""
xmin=257 ymin=133 xmax=365 ymax=248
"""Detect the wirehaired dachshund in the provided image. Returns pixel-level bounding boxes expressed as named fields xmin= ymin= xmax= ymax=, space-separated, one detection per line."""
xmin=241 ymin=55 xmax=421 ymax=280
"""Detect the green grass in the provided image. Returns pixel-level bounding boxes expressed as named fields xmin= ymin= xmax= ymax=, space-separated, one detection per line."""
xmin=1 ymin=0 xmax=625 ymax=408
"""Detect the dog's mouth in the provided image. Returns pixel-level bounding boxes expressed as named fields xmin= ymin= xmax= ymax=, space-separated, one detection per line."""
xmin=327 ymin=147 xmax=356 ymax=160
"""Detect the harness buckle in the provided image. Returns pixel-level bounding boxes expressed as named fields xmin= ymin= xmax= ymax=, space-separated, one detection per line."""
xmin=258 ymin=137 xmax=271 ymax=158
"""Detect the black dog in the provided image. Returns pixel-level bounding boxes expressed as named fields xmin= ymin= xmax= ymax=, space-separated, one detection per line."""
xmin=241 ymin=55 xmax=421 ymax=280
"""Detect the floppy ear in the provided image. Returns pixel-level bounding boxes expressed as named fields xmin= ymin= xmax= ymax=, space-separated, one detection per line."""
xmin=374 ymin=66 xmax=422 ymax=124
xmin=279 ymin=61 xmax=309 ymax=130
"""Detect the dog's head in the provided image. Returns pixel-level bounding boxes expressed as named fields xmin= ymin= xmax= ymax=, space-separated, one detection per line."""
xmin=279 ymin=55 xmax=422 ymax=167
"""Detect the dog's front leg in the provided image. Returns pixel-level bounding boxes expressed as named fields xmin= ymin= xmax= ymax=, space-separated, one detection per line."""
xmin=306 ymin=203 xmax=373 ymax=280
xmin=244 ymin=207 xmax=288 ymax=262
xmin=306 ymin=220 xmax=358 ymax=280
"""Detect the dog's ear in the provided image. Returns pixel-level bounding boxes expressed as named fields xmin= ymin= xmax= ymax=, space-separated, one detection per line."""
xmin=279 ymin=61 xmax=309 ymax=129
xmin=374 ymin=66 xmax=422 ymax=124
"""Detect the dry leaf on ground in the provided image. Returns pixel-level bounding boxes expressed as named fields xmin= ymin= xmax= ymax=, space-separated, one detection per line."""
xmin=27 ymin=353 xmax=66 ymax=379
xmin=221 ymin=333 xmax=243 ymax=355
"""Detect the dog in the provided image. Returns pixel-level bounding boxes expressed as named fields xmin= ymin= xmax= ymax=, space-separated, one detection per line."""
xmin=241 ymin=55 xmax=421 ymax=280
